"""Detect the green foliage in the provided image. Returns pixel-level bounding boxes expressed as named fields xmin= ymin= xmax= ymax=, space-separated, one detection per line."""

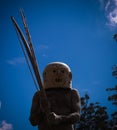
xmin=106 ymin=65 xmax=117 ymax=106
xmin=74 ymin=65 xmax=117 ymax=130
xmin=75 ymin=94 xmax=109 ymax=130
xmin=112 ymin=65 xmax=117 ymax=78
xmin=106 ymin=85 xmax=117 ymax=106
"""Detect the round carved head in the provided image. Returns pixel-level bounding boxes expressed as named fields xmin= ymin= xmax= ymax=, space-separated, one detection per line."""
xmin=43 ymin=62 xmax=72 ymax=89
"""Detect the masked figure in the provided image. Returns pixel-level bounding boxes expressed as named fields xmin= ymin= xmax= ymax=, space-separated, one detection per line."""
xmin=29 ymin=62 xmax=81 ymax=130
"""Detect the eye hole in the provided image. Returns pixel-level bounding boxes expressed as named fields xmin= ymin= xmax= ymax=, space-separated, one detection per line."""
xmin=61 ymin=70 xmax=65 ymax=73
xmin=53 ymin=70 xmax=56 ymax=73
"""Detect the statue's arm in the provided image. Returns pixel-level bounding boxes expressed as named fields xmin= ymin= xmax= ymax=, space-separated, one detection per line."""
xmin=29 ymin=91 xmax=45 ymax=126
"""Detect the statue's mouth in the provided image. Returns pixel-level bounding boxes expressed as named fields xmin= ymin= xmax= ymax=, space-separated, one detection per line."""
xmin=55 ymin=78 xmax=62 ymax=82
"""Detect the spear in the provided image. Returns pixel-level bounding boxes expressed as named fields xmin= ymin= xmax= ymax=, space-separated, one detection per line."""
xmin=20 ymin=9 xmax=36 ymax=61
xmin=11 ymin=11 xmax=50 ymax=115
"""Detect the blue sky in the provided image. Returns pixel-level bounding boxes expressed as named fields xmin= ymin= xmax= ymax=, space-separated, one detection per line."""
xmin=0 ymin=0 xmax=117 ymax=130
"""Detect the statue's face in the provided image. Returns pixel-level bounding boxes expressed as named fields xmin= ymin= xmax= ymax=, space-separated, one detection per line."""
xmin=43 ymin=62 xmax=72 ymax=89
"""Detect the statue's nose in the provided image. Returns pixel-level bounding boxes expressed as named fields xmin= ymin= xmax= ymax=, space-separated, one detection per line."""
xmin=56 ymin=70 xmax=62 ymax=75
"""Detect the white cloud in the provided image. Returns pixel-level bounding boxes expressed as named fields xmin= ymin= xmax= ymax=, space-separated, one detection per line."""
xmin=105 ymin=0 xmax=117 ymax=27
xmin=105 ymin=0 xmax=110 ymax=11
xmin=0 ymin=121 xmax=13 ymax=130
xmin=35 ymin=44 xmax=49 ymax=57
xmin=6 ymin=44 xmax=49 ymax=66
xmin=108 ymin=9 xmax=117 ymax=25
xmin=115 ymin=0 xmax=117 ymax=6
xmin=6 ymin=57 xmax=25 ymax=66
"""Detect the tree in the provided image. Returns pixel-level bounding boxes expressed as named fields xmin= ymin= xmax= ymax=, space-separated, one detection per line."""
xmin=74 ymin=64 xmax=117 ymax=130
xmin=106 ymin=65 xmax=117 ymax=129
xmin=75 ymin=94 xmax=109 ymax=130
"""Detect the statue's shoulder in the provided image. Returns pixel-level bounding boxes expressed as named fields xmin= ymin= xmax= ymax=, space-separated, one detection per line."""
xmin=71 ymin=88 xmax=80 ymax=98
xmin=71 ymin=88 xmax=79 ymax=93
xmin=33 ymin=91 xmax=41 ymax=99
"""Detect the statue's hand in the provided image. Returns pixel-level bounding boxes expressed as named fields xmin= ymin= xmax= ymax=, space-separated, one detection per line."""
xmin=48 ymin=112 xmax=62 ymax=125
xmin=48 ymin=112 xmax=80 ymax=125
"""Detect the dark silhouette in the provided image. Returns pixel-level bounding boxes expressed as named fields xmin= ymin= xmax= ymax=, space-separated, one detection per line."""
xmin=75 ymin=94 xmax=109 ymax=130
xmin=75 ymin=65 xmax=117 ymax=130
xmin=106 ymin=65 xmax=117 ymax=129
xmin=29 ymin=62 xmax=81 ymax=130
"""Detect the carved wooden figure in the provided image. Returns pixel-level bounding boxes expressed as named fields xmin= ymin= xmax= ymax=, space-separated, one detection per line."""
xmin=29 ymin=62 xmax=81 ymax=130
